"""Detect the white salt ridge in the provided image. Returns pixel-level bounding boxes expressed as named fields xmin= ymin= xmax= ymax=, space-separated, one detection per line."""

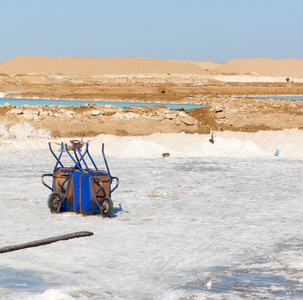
xmin=211 ymin=74 xmax=303 ymax=83
xmin=0 ymin=122 xmax=302 ymax=158
xmin=69 ymin=129 xmax=303 ymax=158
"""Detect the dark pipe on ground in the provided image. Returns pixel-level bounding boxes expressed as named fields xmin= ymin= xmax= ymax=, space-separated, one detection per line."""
xmin=0 ymin=231 xmax=93 ymax=254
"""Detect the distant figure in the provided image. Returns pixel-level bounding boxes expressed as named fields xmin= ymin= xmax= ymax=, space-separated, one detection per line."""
xmin=162 ymin=153 xmax=170 ymax=158
xmin=286 ymin=78 xmax=290 ymax=82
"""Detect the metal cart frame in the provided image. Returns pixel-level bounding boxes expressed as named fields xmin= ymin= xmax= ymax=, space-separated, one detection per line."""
xmin=41 ymin=140 xmax=119 ymax=217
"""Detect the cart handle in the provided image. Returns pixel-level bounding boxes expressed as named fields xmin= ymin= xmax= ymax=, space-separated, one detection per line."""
xmin=41 ymin=174 xmax=53 ymax=191
xmin=110 ymin=177 xmax=119 ymax=194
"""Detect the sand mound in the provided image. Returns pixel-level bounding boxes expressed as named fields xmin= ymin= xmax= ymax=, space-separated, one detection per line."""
xmin=213 ymin=57 xmax=303 ymax=78
xmin=0 ymin=56 xmax=209 ymax=76
xmin=1 ymin=56 xmax=303 ymax=78
xmin=193 ymin=60 xmax=222 ymax=70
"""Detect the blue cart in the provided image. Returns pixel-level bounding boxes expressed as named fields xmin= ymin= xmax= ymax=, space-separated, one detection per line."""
xmin=41 ymin=140 xmax=119 ymax=217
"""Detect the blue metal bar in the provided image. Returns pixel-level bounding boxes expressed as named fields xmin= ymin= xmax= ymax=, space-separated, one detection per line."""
xmin=41 ymin=174 xmax=53 ymax=190
xmin=77 ymin=143 xmax=90 ymax=172
xmin=61 ymin=169 xmax=75 ymax=202
xmin=73 ymin=149 xmax=83 ymax=170
xmin=102 ymin=143 xmax=111 ymax=176
xmin=49 ymin=142 xmax=64 ymax=172
xmin=110 ymin=177 xmax=119 ymax=194
xmin=87 ymin=150 xmax=98 ymax=171
xmin=92 ymin=177 xmax=107 ymax=196
xmin=65 ymin=144 xmax=84 ymax=172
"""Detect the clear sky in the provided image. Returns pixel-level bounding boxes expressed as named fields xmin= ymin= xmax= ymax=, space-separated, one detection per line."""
xmin=1 ymin=0 xmax=303 ymax=62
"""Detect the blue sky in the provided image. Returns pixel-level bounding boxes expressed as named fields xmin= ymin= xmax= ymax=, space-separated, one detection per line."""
xmin=1 ymin=0 xmax=302 ymax=62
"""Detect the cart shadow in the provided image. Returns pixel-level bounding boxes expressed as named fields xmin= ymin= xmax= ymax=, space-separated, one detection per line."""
xmin=111 ymin=203 xmax=128 ymax=218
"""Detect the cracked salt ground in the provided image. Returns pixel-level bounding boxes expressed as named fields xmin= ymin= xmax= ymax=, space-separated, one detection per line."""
xmin=1 ymin=132 xmax=303 ymax=299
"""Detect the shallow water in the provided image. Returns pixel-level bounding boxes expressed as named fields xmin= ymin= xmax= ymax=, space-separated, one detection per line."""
xmin=251 ymin=95 xmax=303 ymax=101
xmin=0 ymin=97 xmax=205 ymax=109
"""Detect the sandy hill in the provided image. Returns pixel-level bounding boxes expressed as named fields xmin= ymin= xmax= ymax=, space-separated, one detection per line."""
xmin=193 ymin=61 xmax=222 ymax=70
xmin=1 ymin=56 xmax=303 ymax=78
xmin=213 ymin=57 xmax=303 ymax=77
xmin=0 ymin=56 xmax=209 ymax=76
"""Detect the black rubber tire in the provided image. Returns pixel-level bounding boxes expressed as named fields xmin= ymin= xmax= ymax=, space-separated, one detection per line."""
xmin=48 ymin=192 xmax=61 ymax=213
xmin=100 ymin=197 xmax=114 ymax=218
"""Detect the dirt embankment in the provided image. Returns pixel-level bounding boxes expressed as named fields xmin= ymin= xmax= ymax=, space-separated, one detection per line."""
xmin=1 ymin=74 xmax=303 ymax=101
xmin=1 ymin=74 xmax=303 ymax=136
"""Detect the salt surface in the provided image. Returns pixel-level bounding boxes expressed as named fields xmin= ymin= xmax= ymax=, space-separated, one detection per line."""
xmin=1 ymin=128 xmax=303 ymax=299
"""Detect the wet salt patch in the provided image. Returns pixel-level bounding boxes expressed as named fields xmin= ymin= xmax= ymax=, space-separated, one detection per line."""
xmin=179 ymin=267 xmax=303 ymax=298
xmin=0 ymin=268 xmax=47 ymax=292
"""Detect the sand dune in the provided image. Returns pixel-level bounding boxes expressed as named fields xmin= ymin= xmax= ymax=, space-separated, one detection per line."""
xmin=0 ymin=56 xmax=303 ymax=78
xmin=212 ymin=57 xmax=303 ymax=77
xmin=0 ymin=56 xmax=209 ymax=76
xmin=193 ymin=60 xmax=222 ymax=70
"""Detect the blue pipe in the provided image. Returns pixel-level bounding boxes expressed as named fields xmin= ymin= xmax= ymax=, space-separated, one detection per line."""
xmin=49 ymin=142 xmax=64 ymax=172
xmin=102 ymin=143 xmax=111 ymax=176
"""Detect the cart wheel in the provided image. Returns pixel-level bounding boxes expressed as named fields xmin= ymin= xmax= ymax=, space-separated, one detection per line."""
xmin=100 ymin=197 xmax=113 ymax=218
xmin=48 ymin=192 xmax=61 ymax=213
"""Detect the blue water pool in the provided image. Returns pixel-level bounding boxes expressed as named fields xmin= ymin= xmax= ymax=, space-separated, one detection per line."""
xmin=0 ymin=98 xmax=205 ymax=110
xmin=251 ymin=95 xmax=303 ymax=101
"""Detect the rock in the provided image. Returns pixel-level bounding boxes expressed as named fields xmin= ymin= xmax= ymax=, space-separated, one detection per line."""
xmin=165 ymin=112 xmax=178 ymax=119
xmin=113 ymin=112 xmax=140 ymax=120
xmin=65 ymin=110 xmax=76 ymax=116
xmin=8 ymin=108 xmax=24 ymax=115
xmin=23 ymin=109 xmax=40 ymax=120
xmin=174 ymin=118 xmax=182 ymax=126
xmin=104 ymin=105 xmax=114 ymax=109
xmin=178 ymin=111 xmax=189 ymax=117
xmin=4 ymin=103 xmax=14 ymax=108
xmin=179 ymin=116 xmax=196 ymax=126
xmin=90 ymin=110 xmax=102 ymax=116
xmin=40 ymin=110 xmax=54 ymax=116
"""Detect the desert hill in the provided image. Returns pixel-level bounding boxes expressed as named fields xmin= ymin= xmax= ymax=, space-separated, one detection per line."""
xmin=0 ymin=56 xmax=303 ymax=78
xmin=213 ymin=57 xmax=303 ymax=77
xmin=0 ymin=56 xmax=209 ymax=76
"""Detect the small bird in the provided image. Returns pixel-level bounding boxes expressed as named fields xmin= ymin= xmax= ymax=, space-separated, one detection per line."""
xmin=162 ymin=153 xmax=170 ymax=158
